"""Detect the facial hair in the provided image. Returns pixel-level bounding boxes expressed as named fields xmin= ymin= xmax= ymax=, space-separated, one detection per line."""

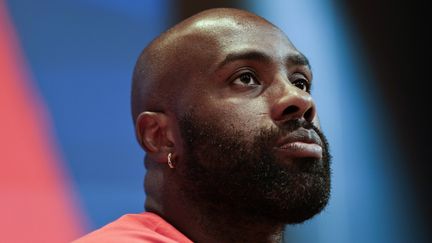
xmin=177 ymin=112 xmax=331 ymax=225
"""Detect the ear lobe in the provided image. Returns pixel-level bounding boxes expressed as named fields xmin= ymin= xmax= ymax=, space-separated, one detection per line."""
xmin=136 ymin=112 xmax=173 ymax=154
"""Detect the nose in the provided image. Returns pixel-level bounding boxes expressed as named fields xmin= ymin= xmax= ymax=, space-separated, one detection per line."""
xmin=271 ymin=82 xmax=316 ymax=123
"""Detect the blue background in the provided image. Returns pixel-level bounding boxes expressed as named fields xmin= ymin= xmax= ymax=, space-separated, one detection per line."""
xmin=6 ymin=0 xmax=428 ymax=242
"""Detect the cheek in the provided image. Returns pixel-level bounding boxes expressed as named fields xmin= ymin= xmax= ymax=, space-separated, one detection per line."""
xmin=312 ymin=115 xmax=321 ymax=130
xmin=207 ymin=97 xmax=273 ymax=133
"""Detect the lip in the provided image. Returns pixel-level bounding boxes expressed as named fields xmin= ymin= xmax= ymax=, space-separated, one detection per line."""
xmin=275 ymin=128 xmax=323 ymax=159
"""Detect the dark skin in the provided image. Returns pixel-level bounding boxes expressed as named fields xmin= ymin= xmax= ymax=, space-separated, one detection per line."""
xmin=133 ymin=8 xmax=321 ymax=243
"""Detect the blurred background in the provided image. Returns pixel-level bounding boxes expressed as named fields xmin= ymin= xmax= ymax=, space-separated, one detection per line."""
xmin=1 ymin=0 xmax=428 ymax=242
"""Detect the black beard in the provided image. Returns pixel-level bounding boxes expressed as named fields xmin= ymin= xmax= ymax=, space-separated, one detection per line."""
xmin=177 ymin=112 xmax=331 ymax=225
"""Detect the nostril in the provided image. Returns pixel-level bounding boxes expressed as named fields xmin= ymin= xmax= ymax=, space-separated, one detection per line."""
xmin=280 ymin=105 xmax=314 ymax=121
xmin=283 ymin=106 xmax=299 ymax=116
xmin=304 ymin=108 xmax=313 ymax=122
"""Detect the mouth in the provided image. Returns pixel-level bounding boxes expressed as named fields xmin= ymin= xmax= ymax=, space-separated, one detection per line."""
xmin=274 ymin=128 xmax=323 ymax=159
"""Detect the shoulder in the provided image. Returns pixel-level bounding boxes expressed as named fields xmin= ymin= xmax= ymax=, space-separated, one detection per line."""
xmin=72 ymin=212 xmax=192 ymax=243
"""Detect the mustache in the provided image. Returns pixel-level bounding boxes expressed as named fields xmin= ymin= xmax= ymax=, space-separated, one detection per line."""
xmin=279 ymin=119 xmax=315 ymax=132
xmin=260 ymin=119 xmax=326 ymax=147
xmin=266 ymin=119 xmax=318 ymax=137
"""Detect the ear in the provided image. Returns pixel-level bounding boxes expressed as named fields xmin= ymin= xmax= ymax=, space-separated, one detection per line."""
xmin=136 ymin=111 xmax=175 ymax=163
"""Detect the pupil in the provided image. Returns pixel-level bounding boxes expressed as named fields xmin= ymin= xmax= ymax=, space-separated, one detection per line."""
xmin=296 ymin=80 xmax=305 ymax=90
xmin=240 ymin=74 xmax=250 ymax=83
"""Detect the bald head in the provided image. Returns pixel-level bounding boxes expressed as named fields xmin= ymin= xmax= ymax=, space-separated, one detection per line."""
xmin=131 ymin=8 xmax=282 ymax=125
xmin=131 ymin=8 xmax=331 ymax=240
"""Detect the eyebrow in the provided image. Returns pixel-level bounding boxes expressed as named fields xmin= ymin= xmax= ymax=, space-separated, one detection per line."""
xmin=218 ymin=51 xmax=271 ymax=68
xmin=287 ymin=53 xmax=311 ymax=69
xmin=217 ymin=50 xmax=311 ymax=69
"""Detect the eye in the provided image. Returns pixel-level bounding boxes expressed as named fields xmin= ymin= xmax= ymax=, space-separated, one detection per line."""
xmin=292 ymin=78 xmax=310 ymax=92
xmin=232 ymin=72 xmax=260 ymax=87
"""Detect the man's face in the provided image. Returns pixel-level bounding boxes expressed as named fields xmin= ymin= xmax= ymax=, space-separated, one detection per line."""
xmin=172 ymin=18 xmax=331 ymax=224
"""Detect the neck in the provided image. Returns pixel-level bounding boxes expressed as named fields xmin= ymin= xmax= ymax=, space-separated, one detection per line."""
xmin=145 ymin=172 xmax=285 ymax=243
xmin=197 ymin=213 xmax=285 ymax=243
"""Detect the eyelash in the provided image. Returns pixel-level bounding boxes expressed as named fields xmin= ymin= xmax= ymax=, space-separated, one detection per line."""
xmin=230 ymin=70 xmax=311 ymax=93
xmin=291 ymin=77 xmax=311 ymax=93
xmin=231 ymin=71 xmax=260 ymax=87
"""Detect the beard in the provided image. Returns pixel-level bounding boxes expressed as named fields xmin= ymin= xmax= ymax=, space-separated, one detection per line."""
xmin=177 ymin=112 xmax=331 ymax=225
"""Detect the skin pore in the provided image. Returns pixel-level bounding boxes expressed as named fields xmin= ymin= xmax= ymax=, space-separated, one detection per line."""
xmin=132 ymin=8 xmax=331 ymax=243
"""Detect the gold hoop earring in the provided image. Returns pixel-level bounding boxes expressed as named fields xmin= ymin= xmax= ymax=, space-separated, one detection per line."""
xmin=167 ymin=153 xmax=175 ymax=169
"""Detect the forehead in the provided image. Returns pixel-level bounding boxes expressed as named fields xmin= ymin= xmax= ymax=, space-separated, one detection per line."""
xmin=167 ymin=16 xmax=305 ymax=112
xmin=179 ymin=17 xmax=300 ymax=71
